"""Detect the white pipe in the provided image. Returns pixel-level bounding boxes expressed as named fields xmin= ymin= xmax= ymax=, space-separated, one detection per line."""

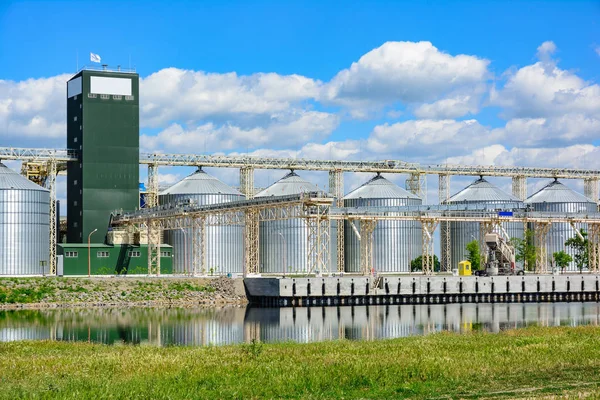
xmin=569 ymin=221 xmax=585 ymax=241
xmin=350 ymin=220 xmax=361 ymax=241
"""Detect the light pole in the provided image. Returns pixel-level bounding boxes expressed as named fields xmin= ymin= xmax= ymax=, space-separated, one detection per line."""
xmin=88 ymin=229 xmax=97 ymax=277
xmin=277 ymin=231 xmax=287 ymax=277
xmin=179 ymin=228 xmax=188 ymax=276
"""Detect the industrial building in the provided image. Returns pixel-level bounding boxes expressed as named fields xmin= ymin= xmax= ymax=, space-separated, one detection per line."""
xmin=1 ymin=66 xmax=600 ymax=277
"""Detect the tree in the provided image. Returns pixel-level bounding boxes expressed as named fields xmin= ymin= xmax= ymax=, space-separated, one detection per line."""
xmin=466 ymin=240 xmax=481 ymax=271
xmin=410 ymin=255 xmax=440 ymax=272
xmin=565 ymin=230 xmax=588 ymax=273
xmin=511 ymin=230 xmax=537 ymax=271
xmin=553 ymin=251 xmax=573 ymax=271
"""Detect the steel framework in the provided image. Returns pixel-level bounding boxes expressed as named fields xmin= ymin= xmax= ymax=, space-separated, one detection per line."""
xmin=4 ymin=146 xmax=600 ymax=276
xmin=329 ymin=170 xmax=345 ymax=273
xmin=534 ymin=222 xmax=552 ymax=274
xmin=357 ymin=219 xmax=377 ymax=275
xmin=439 ymin=174 xmax=451 ymax=272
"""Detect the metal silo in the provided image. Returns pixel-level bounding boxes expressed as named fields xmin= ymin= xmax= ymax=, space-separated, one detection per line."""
xmin=344 ymin=174 xmax=422 ymax=273
xmin=525 ymin=179 xmax=596 ymax=271
xmin=0 ymin=162 xmax=50 ymax=275
xmin=160 ymin=168 xmax=244 ymax=275
xmin=255 ymin=171 xmax=331 ymax=274
xmin=445 ymin=178 xmax=525 ymax=270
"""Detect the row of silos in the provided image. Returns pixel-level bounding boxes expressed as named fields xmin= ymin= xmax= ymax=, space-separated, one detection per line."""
xmin=159 ymin=168 xmax=597 ymax=275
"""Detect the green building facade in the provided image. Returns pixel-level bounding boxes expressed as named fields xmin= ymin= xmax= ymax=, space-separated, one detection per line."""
xmin=57 ymin=244 xmax=173 ymax=275
xmin=66 ymin=68 xmax=140 ymax=244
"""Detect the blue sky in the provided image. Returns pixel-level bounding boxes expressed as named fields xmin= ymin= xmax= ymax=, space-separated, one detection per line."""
xmin=1 ymin=1 xmax=600 ymax=199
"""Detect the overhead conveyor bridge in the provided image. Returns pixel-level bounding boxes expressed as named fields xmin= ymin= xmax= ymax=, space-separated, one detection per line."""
xmin=111 ymin=192 xmax=600 ymax=277
xmin=3 ymin=146 xmax=600 ymax=276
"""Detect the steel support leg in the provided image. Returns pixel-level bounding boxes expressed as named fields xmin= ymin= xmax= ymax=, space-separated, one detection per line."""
xmin=329 ymin=169 xmax=345 ymax=273
xmin=535 ymin=222 xmax=551 ymax=274
xmin=307 ymin=204 xmax=331 ymax=275
xmin=588 ymin=224 xmax=600 ymax=274
xmin=147 ymin=220 xmax=161 ymax=275
xmin=584 ymin=178 xmax=599 ymax=205
xmin=244 ymin=210 xmax=259 ymax=274
xmin=406 ymin=172 xmax=427 ymax=202
xmin=512 ymin=175 xmax=527 ymax=201
xmin=240 ymin=167 xmax=255 ymax=199
xmin=146 ymin=164 xmax=159 ymax=208
xmin=421 ymin=219 xmax=439 ymax=275
xmin=192 ymin=216 xmax=207 ymax=275
xmin=359 ymin=219 xmax=377 ymax=275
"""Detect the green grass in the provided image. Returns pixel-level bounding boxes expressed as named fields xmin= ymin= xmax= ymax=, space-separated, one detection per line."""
xmin=1 ymin=326 xmax=600 ymax=399
xmin=0 ymin=277 xmax=230 ymax=306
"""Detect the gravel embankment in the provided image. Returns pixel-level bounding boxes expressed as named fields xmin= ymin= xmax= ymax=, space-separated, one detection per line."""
xmin=0 ymin=276 xmax=247 ymax=309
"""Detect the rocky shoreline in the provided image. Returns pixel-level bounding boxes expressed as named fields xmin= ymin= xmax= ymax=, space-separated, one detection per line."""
xmin=0 ymin=276 xmax=247 ymax=310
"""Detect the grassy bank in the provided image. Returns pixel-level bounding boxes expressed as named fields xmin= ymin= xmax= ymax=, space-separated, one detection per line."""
xmin=1 ymin=326 xmax=600 ymax=399
xmin=0 ymin=277 xmax=246 ymax=308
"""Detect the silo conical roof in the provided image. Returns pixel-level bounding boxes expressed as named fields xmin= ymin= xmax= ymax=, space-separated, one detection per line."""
xmin=447 ymin=177 xmax=519 ymax=203
xmin=525 ymin=179 xmax=595 ymax=204
xmin=255 ymin=171 xmax=323 ymax=197
xmin=343 ymin=174 xmax=419 ymax=200
xmin=160 ymin=168 xmax=242 ymax=195
xmin=0 ymin=163 xmax=48 ymax=191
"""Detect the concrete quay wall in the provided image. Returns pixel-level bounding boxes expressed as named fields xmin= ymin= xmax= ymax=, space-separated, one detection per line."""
xmin=244 ymin=275 xmax=600 ymax=307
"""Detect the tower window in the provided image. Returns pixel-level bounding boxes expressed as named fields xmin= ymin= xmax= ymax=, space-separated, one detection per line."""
xmin=74 ymin=116 xmax=77 ymax=122
xmin=74 ymin=137 xmax=78 ymax=143
xmin=125 ymin=95 xmax=134 ymax=101
xmin=113 ymin=95 xmax=122 ymax=100
xmin=100 ymin=94 xmax=110 ymax=100
xmin=88 ymin=93 xmax=97 ymax=98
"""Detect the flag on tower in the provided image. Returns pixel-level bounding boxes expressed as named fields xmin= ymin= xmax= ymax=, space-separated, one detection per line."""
xmin=90 ymin=52 xmax=101 ymax=63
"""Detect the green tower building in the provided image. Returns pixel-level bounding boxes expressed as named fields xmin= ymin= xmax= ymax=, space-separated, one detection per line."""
xmin=66 ymin=68 xmax=140 ymax=243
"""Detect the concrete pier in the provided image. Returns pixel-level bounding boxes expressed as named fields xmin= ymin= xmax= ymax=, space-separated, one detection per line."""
xmin=244 ymin=275 xmax=600 ymax=307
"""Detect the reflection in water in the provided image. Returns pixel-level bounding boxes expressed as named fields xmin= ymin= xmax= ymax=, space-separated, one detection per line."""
xmin=0 ymin=303 xmax=599 ymax=346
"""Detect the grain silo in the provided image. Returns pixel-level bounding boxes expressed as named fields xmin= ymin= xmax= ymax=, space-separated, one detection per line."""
xmin=444 ymin=177 xmax=524 ymax=270
xmin=255 ymin=171 xmax=331 ymax=274
xmin=0 ymin=162 xmax=50 ymax=275
xmin=344 ymin=174 xmax=422 ymax=273
xmin=525 ymin=179 xmax=597 ymax=271
xmin=160 ymin=168 xmax=244 ymax=275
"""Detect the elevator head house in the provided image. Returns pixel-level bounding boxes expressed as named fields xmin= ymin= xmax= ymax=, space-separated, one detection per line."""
xmin=66 ymin=68 xmax=140 ymax=244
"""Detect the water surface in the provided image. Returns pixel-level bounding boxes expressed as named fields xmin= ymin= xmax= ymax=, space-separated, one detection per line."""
xmin=1 ymin=302 xmax=598 ymax=346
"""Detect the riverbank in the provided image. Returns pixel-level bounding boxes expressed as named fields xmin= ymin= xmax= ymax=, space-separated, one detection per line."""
xmin=0 ymin=326 xmax=599 ymax=398
xmin=0 ymin=277 xmax=247 ymax=309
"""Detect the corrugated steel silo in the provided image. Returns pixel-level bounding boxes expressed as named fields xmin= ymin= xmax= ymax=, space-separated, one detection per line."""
xmin=255 ymin=171 xmax=332 ymax=274
xmin=445 ymin=178 xmax=525 ymax=270
xmin=344 ymin=174 xmax=422 ymax=273
xmin=160 ymin=168 xmax=244 ymax=275
xmin=525 ymin=179 xmax=597 ymax=271
xmin=0 ymin=163 xmax=50 ymax=275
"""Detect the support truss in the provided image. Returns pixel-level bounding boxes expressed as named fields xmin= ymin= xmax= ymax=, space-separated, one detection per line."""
xmin=584 ymin=178 xmax=599 ymax=204
xmin=534 ymin=222 xmax=551 ymax=273
xmin=406 ymin=172 xmax=427 ymax=201
xmin=244 ymin=210 xmax=260 ymax=274
xmin=588 ymin=224 xmax=600 ymax=274
xmin=512 ymin=175 xmax=527 ymax=201
xmin=47 ymin=160 xmax=57 ymax=275
xmin=192 ymin=217 xmax=207 ymax=275
xmin=147 ymin=219 xmax=161 ymax=275
xmin=146 ymin=164 xmax=159 ymax=208
xmin=240 ymin=167 xmax=255 ymax=199
xmin=358 ymin=219 xmax=377 ymax=275
xmin=439 ymin=175 xmax=451 ymax=271
xmin=306 ymin=204 xmax=331 ymax=275
xmin=329 ymin=169 xmax=345 ymax=272
xmin=421 ymin=219 xmax=439 ymax=274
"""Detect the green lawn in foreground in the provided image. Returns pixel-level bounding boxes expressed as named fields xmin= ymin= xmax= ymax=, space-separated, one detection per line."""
xmin=1 ymin=326 xmax=600 ymax=399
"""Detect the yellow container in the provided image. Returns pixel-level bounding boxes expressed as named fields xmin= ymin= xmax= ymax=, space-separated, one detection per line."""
xmin=458 ymin=261 xmax=472 ymax=276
